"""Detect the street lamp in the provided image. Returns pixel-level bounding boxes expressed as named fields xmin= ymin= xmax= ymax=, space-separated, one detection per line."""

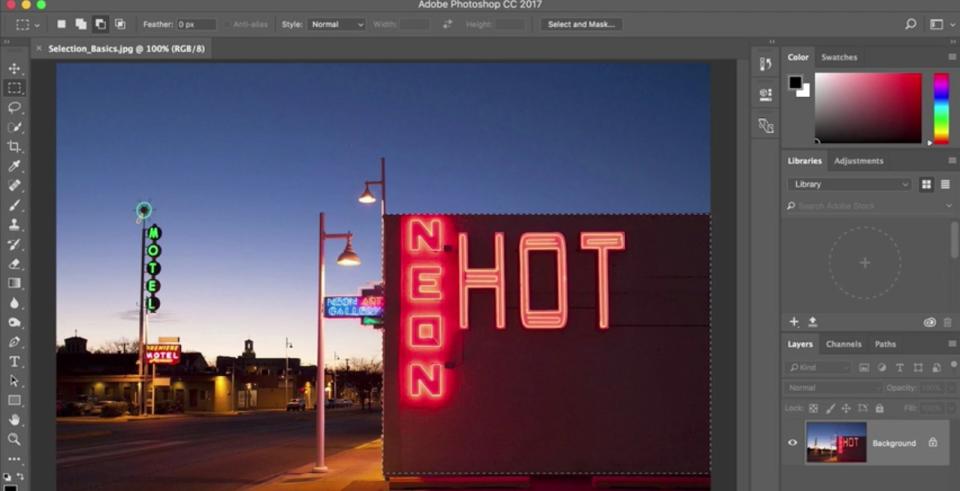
xmin=336 ymin=236 xmax=361 ymax=266
xmin=357 ymin=157 xmax=386 ymax=215
xmin=314 ymin=212 xmax=361 ymax=473
xmin=284 ymin=338 xmax=294 ymax=404
xmin=358 ymin=185 xmax=376 ymax=204
xmin=229 ymin=360 xmax=236 ymax=412
xmin=359 ymin=157 xmax=387 ymax=291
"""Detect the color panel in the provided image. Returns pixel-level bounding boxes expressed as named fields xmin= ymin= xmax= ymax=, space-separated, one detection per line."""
xmin=934 ymin=73 xmax=950 ymax=145
xmin=815 ymin=73 xmax=922 ymax=144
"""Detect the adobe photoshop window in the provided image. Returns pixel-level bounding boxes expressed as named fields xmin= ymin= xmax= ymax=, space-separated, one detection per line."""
xmin=0 ymin=1 xmax=958 ymax=490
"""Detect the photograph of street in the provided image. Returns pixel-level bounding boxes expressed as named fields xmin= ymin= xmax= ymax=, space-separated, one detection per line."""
xmin=55 ymin=62 xmax=711 ymax=490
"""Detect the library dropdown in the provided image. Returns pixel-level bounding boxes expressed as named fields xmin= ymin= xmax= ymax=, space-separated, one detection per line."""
xmin=787 ymin=178 xmax=913 ymax=191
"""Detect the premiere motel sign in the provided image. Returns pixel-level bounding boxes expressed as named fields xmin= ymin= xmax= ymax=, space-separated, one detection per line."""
xmin=144 ymin=343 xmax=181 ymax=365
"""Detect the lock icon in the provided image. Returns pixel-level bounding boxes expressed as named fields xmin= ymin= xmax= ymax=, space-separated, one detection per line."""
xmin=875 ymin=403 xmax=885 ymax=414
xmin=929 ymin=437 xmax=939 ymax=448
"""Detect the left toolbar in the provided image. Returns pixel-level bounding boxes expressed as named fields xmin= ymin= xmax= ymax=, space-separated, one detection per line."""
xmin=1 ymin=41 xmax=30 ymax=491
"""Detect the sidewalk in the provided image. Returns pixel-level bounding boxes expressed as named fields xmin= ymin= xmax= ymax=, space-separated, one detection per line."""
xmin=238 ymin=438 xmax=709 ymax=491
xmin=247 ymin=439 xmax=386 ymax=491
xmin=56 ymin=413 xmax=190 ymax=424
xmin=58 ymin=406 xmax=371 ymax=426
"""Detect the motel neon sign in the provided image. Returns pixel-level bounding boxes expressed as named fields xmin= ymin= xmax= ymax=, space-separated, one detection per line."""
xmin=399 ymin=216 xmax=626 ymax=404
xmin=144 ymin=343 xmax=182 ymax=365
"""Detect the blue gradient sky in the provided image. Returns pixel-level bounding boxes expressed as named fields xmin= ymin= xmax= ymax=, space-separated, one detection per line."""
xmin=57 ymin=63 xmax=710 ymax=366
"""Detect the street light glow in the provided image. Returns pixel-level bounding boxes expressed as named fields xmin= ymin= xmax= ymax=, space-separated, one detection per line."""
xmin=336 ymin=237 xmax=361 ymax=266
xmin=358 ymin=184 xmax=377 ymax=204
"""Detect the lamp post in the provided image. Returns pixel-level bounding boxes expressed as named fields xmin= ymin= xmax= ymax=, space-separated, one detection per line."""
xmin=230 ymin=360 xmax=236 ymax=412
xmin=284 ymin=338 xmax=293 ymax=404
xmin=358 ymin=158 xmax=386 ymax=285
xmin=358 ymin=157 xmax=386 ymax=215
xmin=332 ymin=352 xmax=339 ymax=402
xmin=314 ymin=212 xmax=361 ymax=473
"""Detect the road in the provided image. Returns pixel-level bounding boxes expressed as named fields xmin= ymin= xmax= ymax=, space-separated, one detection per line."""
xmin=57 ymin=409 xmax=381 ymax=491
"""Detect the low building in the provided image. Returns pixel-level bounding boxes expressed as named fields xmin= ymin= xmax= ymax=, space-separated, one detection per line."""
xmin=215 ymin=339 xmax=320 ymax=410
xmin=57 ymin=335 xmax=232 ymax=414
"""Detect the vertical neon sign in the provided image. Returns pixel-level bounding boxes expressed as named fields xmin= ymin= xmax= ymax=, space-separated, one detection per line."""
xmin=400 ymin=216 xmax=455 ymax=405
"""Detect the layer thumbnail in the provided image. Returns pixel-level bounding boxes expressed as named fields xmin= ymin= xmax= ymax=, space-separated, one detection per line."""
xmin=807 ymin=422 xmax=868 ymax=463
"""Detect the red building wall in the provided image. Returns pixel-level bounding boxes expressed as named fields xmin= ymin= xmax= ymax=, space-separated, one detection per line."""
xmin=383 ymin=214 xmax=710 ymax=476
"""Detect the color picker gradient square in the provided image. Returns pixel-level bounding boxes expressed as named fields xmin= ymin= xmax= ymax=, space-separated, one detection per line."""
xmin=815 ymin=72 xmax=922 ymax=144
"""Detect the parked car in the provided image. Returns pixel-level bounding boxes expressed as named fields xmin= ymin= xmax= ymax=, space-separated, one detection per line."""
xmin=88 ymin=399 xmax=104 ymax=416
xmin=286 ymin=398 xmax=306 ymax=411
xmin=325 ymin=398 xmax=353 ymax=409
xmin=97 ymin=400 xmax=129 ymax=418
xmin=154 ymin=399 xmax=183 ymax=414
xmin=64 ymin=395 xmax=98 ymax=416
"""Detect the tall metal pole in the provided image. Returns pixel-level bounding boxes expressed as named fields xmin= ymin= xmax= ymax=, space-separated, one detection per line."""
xmin=380 ymin=158 xmax=386 ymax=289
xmin=314 ymin=213 xmax=328 ymax=473
xmin=380 ymin=157 xmax=386 ymax=216
xmin=285 ymin=337 xmax=290 ymax=404
xmin=151 ymin=363 xmax=156 ymax=416
xmin=231 ymin=361 xmax=236 ymax=412
xmin=379 ymin=159 xmax=386 ymax=415
xmin=137 ymin=223 xmax=146 ymax=416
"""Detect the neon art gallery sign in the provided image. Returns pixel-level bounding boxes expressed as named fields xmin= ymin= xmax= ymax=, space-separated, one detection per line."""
xmin=323 ymin=295 xmax=385 ymax=318
xmin=399 ymin=216 xmax=626 ymax=405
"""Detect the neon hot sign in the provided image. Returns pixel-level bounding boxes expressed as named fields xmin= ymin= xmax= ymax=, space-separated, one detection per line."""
xmin=399 ymin=216 xmax=625 ymax=405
